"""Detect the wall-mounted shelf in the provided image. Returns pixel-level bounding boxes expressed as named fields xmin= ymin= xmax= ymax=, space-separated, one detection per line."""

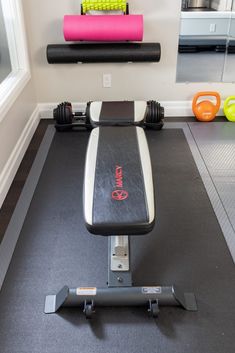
xmin=181 ymin=11 xmax=232 ymax=19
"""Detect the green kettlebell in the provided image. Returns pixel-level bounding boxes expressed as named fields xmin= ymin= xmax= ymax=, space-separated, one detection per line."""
xmin=224 ymin=96 xmax=235 ymax=122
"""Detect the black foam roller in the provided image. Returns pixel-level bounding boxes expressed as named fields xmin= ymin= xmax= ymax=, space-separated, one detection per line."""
xmin=46 ymin=43 xmax=161 ymax=63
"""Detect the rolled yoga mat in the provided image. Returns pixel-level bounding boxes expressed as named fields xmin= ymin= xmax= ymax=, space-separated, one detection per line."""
xmin=63 ymin=15 xmax=143 ymax=42
xmin=47 ymin=43 xmax=161 ymax=63
xmin=82 ymin=0 xmax=127 ymax=13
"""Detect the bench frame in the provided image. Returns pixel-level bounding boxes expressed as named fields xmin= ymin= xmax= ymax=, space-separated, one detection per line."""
xmin=44 ymin=104 xmax=197 ymax=319
xmin=44 ymin=234 xmax=197 ymax=318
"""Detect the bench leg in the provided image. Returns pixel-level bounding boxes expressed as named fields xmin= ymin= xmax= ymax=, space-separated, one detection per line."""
xmin=108 ymin=236 xmax=132 ymax=287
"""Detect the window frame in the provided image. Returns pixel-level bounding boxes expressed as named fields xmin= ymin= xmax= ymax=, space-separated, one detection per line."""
xmin=0 ymin=0 xmax=30 ymax=122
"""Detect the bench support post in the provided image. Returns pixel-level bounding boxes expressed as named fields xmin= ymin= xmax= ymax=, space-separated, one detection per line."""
xmin=108 ymin=236 xmax=132 ymax=287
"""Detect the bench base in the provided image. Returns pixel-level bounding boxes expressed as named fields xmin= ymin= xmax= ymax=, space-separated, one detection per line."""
xmin=44 ymin=285 xmax=197 ymax=318
xmin=44 ymin=236 xmax=197 ymax=318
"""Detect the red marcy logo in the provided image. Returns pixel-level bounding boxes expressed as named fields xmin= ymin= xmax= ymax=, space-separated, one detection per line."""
xmin=115 ymin=165 xmax=123 ymax=188
xmin=112 ymin=189 xmax=129 ymax=201
xmin=112 ymin=165 xmax=129 ymax=201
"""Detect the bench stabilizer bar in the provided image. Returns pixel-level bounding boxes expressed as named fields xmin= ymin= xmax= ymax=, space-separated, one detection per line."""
xmin=44 ymin=285 xmax=197 ymax=318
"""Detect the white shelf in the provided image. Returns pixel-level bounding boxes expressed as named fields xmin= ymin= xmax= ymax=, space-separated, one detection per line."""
xmin=181 ymin=11 xmax=232 ymax=19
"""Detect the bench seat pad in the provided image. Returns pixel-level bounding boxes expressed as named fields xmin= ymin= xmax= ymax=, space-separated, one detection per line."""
xmin=83 ymin=126 xmax=155 ymax=235
xmin=88 ymin=101 xmax=147 ymax=126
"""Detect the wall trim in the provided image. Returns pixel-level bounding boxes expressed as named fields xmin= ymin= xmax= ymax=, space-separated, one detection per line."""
xmin=163 ymin=101 xmax=193 ymax=117
xmin=38 ymin=102 xmax=87 ymax=119
xmin=161 ymin=100 xmax=224 ymax=117
xmin=0 ymin=105 xmax=40 ymax=208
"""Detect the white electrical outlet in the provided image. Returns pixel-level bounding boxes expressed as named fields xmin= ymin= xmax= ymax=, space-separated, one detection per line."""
xmin=210 ymin=23 xmax=216 ymax=33
xmin=103 ymin=74 xmax=112 ymax=88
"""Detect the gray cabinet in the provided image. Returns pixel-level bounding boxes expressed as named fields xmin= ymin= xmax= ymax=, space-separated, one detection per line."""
xmin=180 ymin=13 xmax=231 ymax=36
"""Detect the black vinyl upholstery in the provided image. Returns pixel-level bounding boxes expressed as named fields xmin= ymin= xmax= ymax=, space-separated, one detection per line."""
xmin=84 ymin=126 xmax=155 ymax=236
xmin=90 ymin=101 xmax=136 ymax=125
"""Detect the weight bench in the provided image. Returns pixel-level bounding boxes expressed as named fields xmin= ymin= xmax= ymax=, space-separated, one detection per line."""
xmin=44 ymin=103 xmax=197 ymax=318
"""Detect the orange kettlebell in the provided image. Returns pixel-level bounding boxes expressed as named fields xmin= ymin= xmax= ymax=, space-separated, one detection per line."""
xmin=192 ymin=92 xmax=221 ymax=122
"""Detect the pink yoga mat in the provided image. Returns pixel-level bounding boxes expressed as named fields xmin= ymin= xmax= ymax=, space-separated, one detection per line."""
xmin=63 ymin=15 xmax=143 ymax=42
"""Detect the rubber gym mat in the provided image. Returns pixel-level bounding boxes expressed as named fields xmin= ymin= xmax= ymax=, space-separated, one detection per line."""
xmin=0 ymin=128 xmax=235 ymax=353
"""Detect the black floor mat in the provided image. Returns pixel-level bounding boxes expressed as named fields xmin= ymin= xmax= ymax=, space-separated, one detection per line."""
xmin=0 ymin=128 xmax=234 ymax=353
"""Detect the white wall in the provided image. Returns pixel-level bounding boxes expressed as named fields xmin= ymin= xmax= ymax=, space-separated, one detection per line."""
xmin=0 ymin=78 xmax=37 ymax=207
xmin=23 ymin=0 xmax=235 ymax=104
xmin=0 ymin=82 xmax=36 ymax=172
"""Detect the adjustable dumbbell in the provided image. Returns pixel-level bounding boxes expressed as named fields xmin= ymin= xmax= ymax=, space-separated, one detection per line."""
xmin=53 ymin=101 xmax=164 ymax=131
xmin=53 ymin=102 xmax=91 ymax=131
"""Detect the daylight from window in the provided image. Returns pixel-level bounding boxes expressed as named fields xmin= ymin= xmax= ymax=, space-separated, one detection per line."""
xmin=0 ymin=2 xmax=12 ymax=84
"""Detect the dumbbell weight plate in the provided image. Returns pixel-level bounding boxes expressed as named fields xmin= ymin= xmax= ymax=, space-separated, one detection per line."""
xmin=53 ymin=102 xmax=73 ymax=125
xmin=145 ymin=101 xmax=164 ymax=130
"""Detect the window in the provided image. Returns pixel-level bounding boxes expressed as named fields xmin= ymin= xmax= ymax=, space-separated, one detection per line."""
xmin=0 ymin=0 xmax=30 ymax=122
xmin=0 ymin=3 xmax=11 ymax=84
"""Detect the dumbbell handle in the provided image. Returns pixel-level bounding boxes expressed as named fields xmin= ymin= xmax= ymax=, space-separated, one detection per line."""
xmin=73 ymin=111 xmax=86 ymax=117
